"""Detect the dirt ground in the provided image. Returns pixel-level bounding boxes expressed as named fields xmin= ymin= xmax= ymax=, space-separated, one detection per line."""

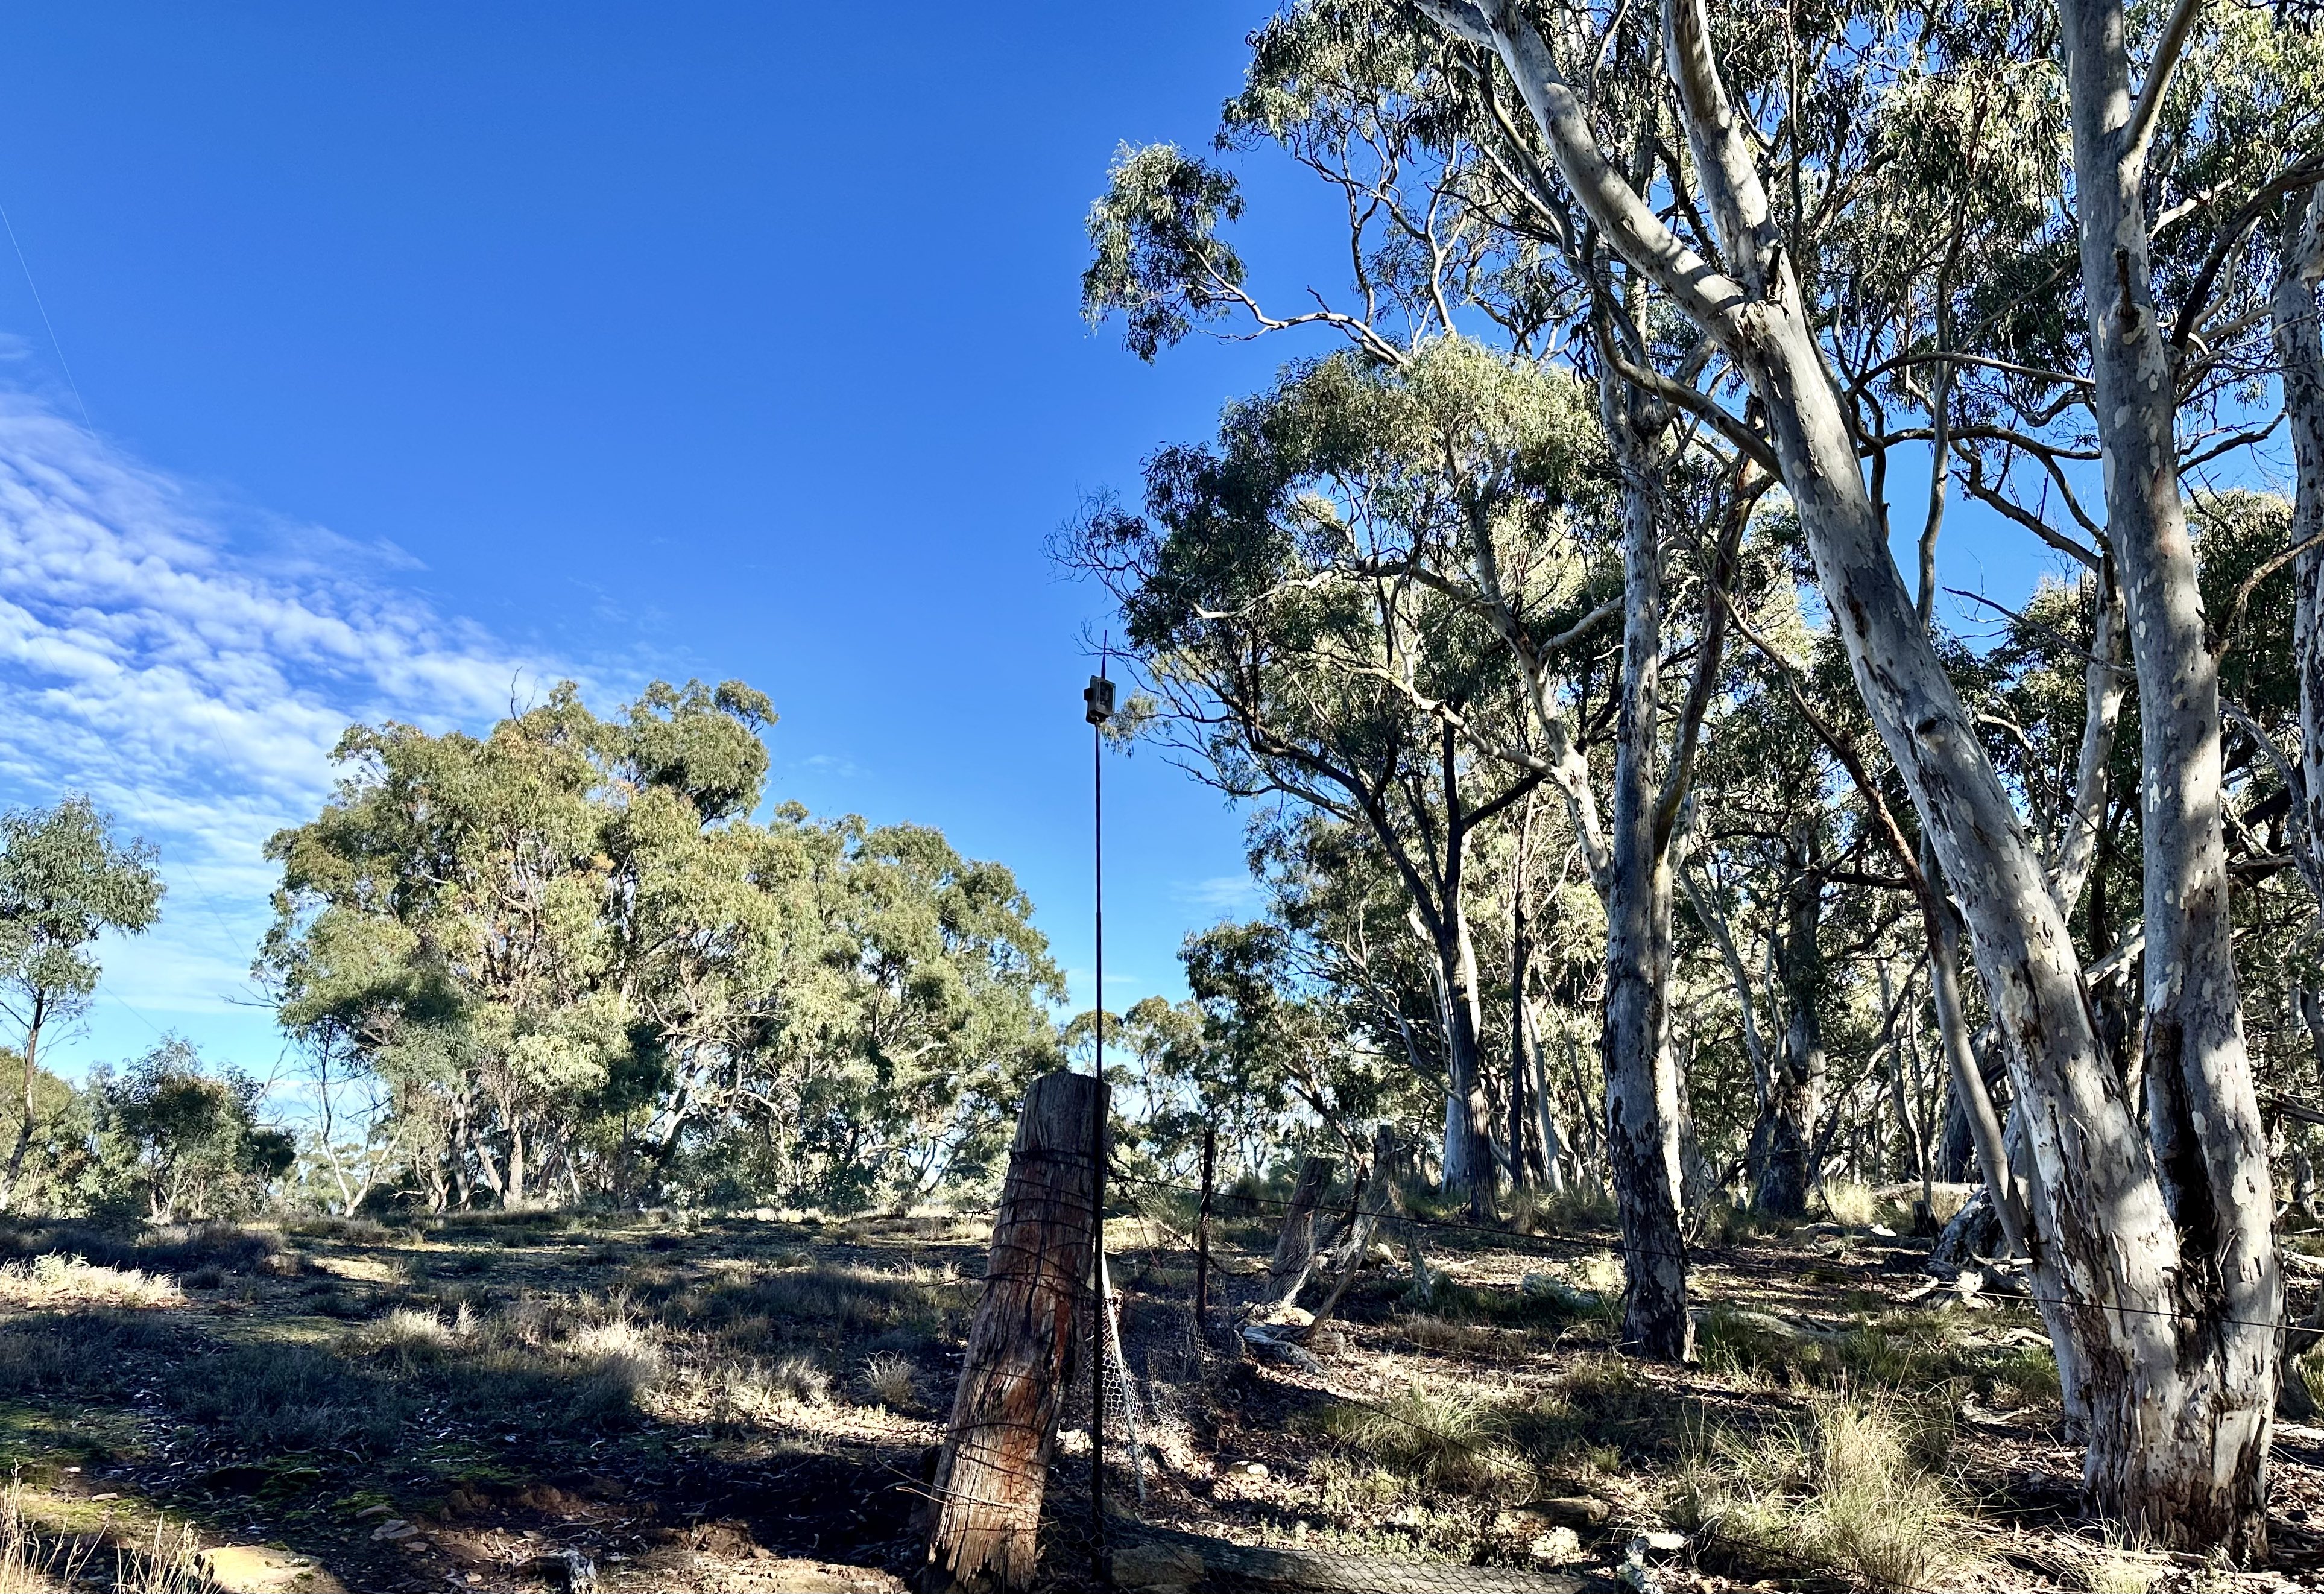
xmin=0 ymin=1198 xmax=2318 ymax=1593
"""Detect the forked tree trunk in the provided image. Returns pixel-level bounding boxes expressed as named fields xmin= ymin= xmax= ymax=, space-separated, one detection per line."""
xmin=921 ymin=1071 xmax=1102 ymax=1594
xmin=1597 ymin=366 xmax=1690 ymax=1361
xmin=1298 ymin=1127 xmax=1399 ymax=1339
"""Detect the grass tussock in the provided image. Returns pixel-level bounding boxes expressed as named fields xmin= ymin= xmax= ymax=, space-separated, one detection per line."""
xmin=356 ymin=1295 xmax=666 ymax=1431
xmin=1668 ymin=1390 xmax=1979 ymax=1593
xmin=659 ymin=1351 xmax=835 ymax=1429
xmin=0 ymin=1254 xmax=181 ymax=1309
xmin=0 ymin=1312 xmax=182 ymax=1400
xmin=857 ymin=1351 xmax=917 ymax=1409
xmin=1313 ymin=1382 xmax=1531 ymax=1497
xmin=171 ymin=1339 xmax=405 ymax=1456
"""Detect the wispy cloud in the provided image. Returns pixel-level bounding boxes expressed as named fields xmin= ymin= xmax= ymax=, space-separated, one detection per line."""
xmin=0 ymin=397 xmax=560 ymax=1028
xmin=1175 ymin=874 xmax=1260 ymax=914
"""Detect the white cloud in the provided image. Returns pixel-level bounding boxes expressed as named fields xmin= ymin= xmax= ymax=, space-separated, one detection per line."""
xmin=0 ymin=397 xmax=561 ymax=1028
xmin=1175 ymin=874 xmax=1260 ymax=913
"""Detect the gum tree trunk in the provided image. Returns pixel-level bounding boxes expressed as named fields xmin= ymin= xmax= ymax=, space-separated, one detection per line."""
xmin=1597 ymin=368 xmax=1690 ymax=1360
xmin=1755 ymin=834 xmax=1825 ymax=1216
xmin=2282 ymin=188 xmax=2324 ymax=902
xmin=2060 ymin=0 xmax=2278 ymax=1551
xmin=1264 ymin=1154 xmax=1336 ymax=1309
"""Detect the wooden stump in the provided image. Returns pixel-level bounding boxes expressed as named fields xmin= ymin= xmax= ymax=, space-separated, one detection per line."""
xmin=921 ymin=1071 xmax=1104 ymax=1594
xmin=1298 ymin=1126 xmax=1398 ymax=1338
xmin=1263 ymin=1155 xmax=1335 ymax=1308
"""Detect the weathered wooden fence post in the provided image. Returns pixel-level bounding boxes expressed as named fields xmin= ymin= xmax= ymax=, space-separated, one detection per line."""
xmin=921 ymin=1070 xmax=1104 ymax=1594
xmin=1193 ymin=1123 xmax=1216 ymax=1330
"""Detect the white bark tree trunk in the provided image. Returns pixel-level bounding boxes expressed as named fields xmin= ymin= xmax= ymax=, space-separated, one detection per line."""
xmin=1597 ymin=365 xmax=1691 ymax=1359
xmin=2059 ymin=0 xmax=2278 ymax=1550
xmin=1415 ymin=0 xmax=2273 ymax=1548
xmin=2281 ymin=188 xmax=2324 ymax=906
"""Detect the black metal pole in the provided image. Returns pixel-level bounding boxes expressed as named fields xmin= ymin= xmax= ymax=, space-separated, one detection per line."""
xmin=1090 ymin=698 xmax=1107 ymax=1581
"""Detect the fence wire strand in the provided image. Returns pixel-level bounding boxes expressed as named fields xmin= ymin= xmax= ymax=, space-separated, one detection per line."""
xmin=1073 ymin=1164 xmax=2299 ymax=1594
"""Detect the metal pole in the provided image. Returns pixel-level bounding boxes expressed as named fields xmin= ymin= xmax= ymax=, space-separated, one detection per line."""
xmin=1090 ymin=695 xmax=1108 ymax=1582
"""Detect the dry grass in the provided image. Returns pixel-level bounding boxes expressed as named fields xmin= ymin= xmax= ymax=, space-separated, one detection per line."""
xmin=1503 ymin=1186 xmax=1616 ymax=1236
xmin=1667 ymin=1390 xmax=1980 ymax=1592
xmin=0 ymin=1254 xmax=180 ymax=1310
xmin=0 ymin=1476 xmax=213 ymax=1594
xmin=857 ymin=1351 xmax=918 ymax=1409
xmin=662 ymin=1350 xmax=839 ymax=1429
xmin=1313 ymin=1381 xmax=1531 ymax=1497
xmin=1397 ymin=1312 xmax=1498 ymax=1355
xmin=1818 ymin=1180 xmax=1881 ymax=1228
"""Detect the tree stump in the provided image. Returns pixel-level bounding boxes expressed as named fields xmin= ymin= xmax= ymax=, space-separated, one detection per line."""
xmin=920 ymin=1071 xmax=1104 ymax=1594
xmin=1262 ymin=1154 xmax=1335 ymax=1308
xmin=1298 ymin=1126 xmax=1398 ymax=1339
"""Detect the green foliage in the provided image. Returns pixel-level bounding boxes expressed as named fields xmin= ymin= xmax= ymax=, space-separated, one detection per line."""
xmin=0 ymin=798 xmax=165 ymax=1034
xmin=261 ymin=678 xmax=1062 ymax=1214
xmin=1082 ymin=144 xmax=1247 ymax=361
xmin=93 ymin=1040 xmax=293 ymax=1223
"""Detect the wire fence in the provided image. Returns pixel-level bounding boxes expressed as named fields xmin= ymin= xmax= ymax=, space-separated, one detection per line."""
xmin=1105 ymin=1165 xmax=2311 ymax=1339
xmin=1065 ymin=1154 xmax=2279 ymax=1594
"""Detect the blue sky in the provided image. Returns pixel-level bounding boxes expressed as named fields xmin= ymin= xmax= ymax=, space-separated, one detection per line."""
xmin=0 ymin=4 xmax=2106 ymax=1093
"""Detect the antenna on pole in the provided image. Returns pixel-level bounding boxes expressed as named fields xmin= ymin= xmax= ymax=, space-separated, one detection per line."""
xmin=1081 ymin=640 xmax=1116 ymax=1586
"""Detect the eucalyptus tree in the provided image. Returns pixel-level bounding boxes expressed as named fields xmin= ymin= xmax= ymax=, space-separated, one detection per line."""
xmin=0 ymin=797 xmax=164 ymax=1215
xmin=1082 ymin=22 xmax=1750 ymax=1345
xmin=95 ymin=1038 xmax=293 ymax=1223
xmin=267 ymin=679 xmax=1063 ymax=1213
xmin=1380 ymin=0 xmax=2320 ymax=1543
xmin=1066 ymin=344 xmax=1596 ymax=1218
